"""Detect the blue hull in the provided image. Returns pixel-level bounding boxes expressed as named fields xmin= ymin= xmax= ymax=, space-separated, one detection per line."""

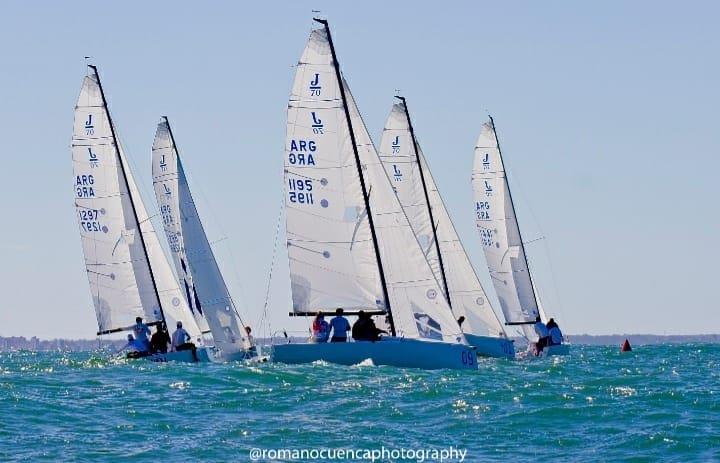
xmin=271 ymin=337 xmax=477 ymax=370
xmin=464 ymin=334 xmax=515 ymax=359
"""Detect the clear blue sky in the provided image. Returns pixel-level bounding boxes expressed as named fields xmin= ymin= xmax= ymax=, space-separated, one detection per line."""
xmin=1 ymin=1 xmax=718 ymax=339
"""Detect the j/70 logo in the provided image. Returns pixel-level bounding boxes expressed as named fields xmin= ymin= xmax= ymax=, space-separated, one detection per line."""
xmin=309 ymin=73 xmax=321 ymax=96
xmin=159 ymin=155 xmax=167 ymax=172
xmin=482 ymin=153 xmax=491 ymax=170
xmin=391 ymin=135 xmax=400 ymax=154
xmin=88 ymin=148 xmax=99 ymax=168
xmin=392 ymin=164 xmax=403 ymax=182
xmin=84 ymin=114 xmax=94 ymax=136
xmin=311 ymin=112 xmax=324 ymax=134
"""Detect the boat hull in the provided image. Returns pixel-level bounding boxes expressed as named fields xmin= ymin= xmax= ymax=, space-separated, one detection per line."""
xmin=271 ymin=337 xmax=477 ymax=370
xmin=144 ymin=347 xmax=215 ymax=363
xmin=219 ymin=348 xmax=258 ymax=362
xmin=464 ymin=334 xmax=515 ymax=359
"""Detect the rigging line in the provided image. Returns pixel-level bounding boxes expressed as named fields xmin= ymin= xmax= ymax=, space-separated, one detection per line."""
xmin=504 ymin=151 xmax=567 ymax=322
xmin=180 ymin=149 xmax=252 ymax=321
xmin=257 ymin=193 xmax=284 ymax=337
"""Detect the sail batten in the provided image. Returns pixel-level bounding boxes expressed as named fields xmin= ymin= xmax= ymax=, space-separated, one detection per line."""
xmin=472 ymin=118 xmax=539 ymax=338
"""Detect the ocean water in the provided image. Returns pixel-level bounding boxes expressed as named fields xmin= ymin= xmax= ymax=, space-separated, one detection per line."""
xmin=0 ymin=344 xmax=718 ymax=462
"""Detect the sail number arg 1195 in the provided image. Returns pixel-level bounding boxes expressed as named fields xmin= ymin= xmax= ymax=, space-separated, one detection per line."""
xmin=288 ymin=178 xmax=314 ymax=205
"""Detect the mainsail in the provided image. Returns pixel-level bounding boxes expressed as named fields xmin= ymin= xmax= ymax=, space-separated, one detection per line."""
xmin=152 ymin=117 xmax=250 ymax=353
xmin=285 ymin=26 xmax=385 ymax=314
xmin=285 ymin=21 xmax=465 ymax=344
xmin=471 ymin=118 xmax=539 ymax=337
xmin=378 ymin=100 xmax=507 ymax=338
xmin=72 ymin=66 xmax=200 ymax=338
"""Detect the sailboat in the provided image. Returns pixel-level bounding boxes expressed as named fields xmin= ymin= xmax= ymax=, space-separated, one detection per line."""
xmin=271 ymin=19 xmax=476 ymax=370
xmin=72 ymin=65 xmax=213 ymax=362
xmin=151 ymin=117 xmax=256 ymax=361
xmin=471 ymin=117 xmax=569 ymax=356
xmin=378 ymin=98 xmax=514 ymax=358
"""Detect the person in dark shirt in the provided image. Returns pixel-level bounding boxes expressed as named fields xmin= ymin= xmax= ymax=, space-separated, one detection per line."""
xmin=352 ymin=311 xmax=387 ymax=342
xmin=150 ymin=323 xmax=171 ymax=353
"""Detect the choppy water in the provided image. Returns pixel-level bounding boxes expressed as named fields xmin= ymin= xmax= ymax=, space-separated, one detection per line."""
xmin=0 ymin=344 xmax=718 ymax=462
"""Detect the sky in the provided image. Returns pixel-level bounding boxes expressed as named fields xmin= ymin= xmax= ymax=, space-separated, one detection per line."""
xmin=0 ymin=1 xmax=718 ymax=339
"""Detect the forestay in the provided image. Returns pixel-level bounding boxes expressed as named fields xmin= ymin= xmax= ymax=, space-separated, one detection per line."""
xmin=152 ymin=118 xmax=251 ymax=353
xmin=378 ymin=102 xmax=507 ymax=339
xmin=344 ymin=83 xmax=465 ymax=344
xmin=285 ymin=28 xmax=385 ymax=313
xmin=471 ymin=120 xmax=539 ymax=332
xmin=71 ymin=69 xmax=200 ymax=338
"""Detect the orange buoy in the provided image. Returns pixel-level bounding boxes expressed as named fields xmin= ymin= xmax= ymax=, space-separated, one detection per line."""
xmin=621 ymin=339 xmax=632 ymax=352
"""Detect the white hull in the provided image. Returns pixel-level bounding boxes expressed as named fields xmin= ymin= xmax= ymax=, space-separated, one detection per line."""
xmin=271 ymin=337 xmax=477 ymax=370
xmin=464 ymin=334 xmax=515 ymax=359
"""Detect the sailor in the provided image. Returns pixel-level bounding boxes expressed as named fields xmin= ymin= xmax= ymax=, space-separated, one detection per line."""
xmin=352 ymin=311 xmax=387 ymax=342
xmin=119 ymin=333 xmax=148 ymax=358
xmin=311 ymin=312 xmax=330 ymax=343
xmin=150 ymin=323 xmax=171 ymax=353
xmin=546 ymin=318 xmax=563 ymax=346
xmin=533 ymin=315 xmax=550 ymax=355
xmin=244 ymin=326 xmax=257 ymax=353
xmin=329 ymin=308 xmax=351 ymax=343
xmin=172 ymin=321 xmax=198 ymax=361
xmin=132 ymin=317 xmax=151 ymax=351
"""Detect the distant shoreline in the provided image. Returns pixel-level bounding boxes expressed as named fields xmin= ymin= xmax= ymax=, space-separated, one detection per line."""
xmin=1 ymin=334 xmax=719 ymax=352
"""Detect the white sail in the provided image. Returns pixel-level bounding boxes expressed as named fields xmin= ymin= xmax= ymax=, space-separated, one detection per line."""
xmin=344 ymin=83 xmax=465 ymax=345
xmin=152 ymin=118 xmax=250 ymax=353
xmin=471 ymin=119 xmax=539 ymax=336
xmin=378 ymin=102 xmax=507 ymax=339
xmin=377 ymin=103 xmax=441 ymax=279
xmin=285 ymin=28 xmax=385 ymax=313
xmin=72 ymin=69 xmax=200 ymax=338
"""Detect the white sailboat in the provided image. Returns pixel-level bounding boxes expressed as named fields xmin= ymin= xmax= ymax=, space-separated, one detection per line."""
xmin=378 ymin=98 xmax=514 ymax=358
xmin=271 ymin=19 xmax=476 ymax=370
xmin=72 ymin=65 xmax=212 ymax=362
xmin=151 ymin=117 xmax=256 ymax=361
xmin=471 ymin=117 xmax=568 ymax=356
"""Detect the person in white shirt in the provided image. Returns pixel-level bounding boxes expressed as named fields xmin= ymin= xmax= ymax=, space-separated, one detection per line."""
xmin=533 ymin=316 xmax=550 ymax=355
xmin=172 ymin=321 xmax=198 ymax=361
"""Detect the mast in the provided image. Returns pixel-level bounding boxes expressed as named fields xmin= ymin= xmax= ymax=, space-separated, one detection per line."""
xmin=89 ymin=65 xmax=168 ymax=334
xmin=161 ymin=116 xmax=246 ymax=327
xmin=488 ymin=115 xmax=540 ymax=321
xmin=314 ymin=18 xmax=396 ymax=336
xmin=397 ymin=96 xmax=451 ymax=307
